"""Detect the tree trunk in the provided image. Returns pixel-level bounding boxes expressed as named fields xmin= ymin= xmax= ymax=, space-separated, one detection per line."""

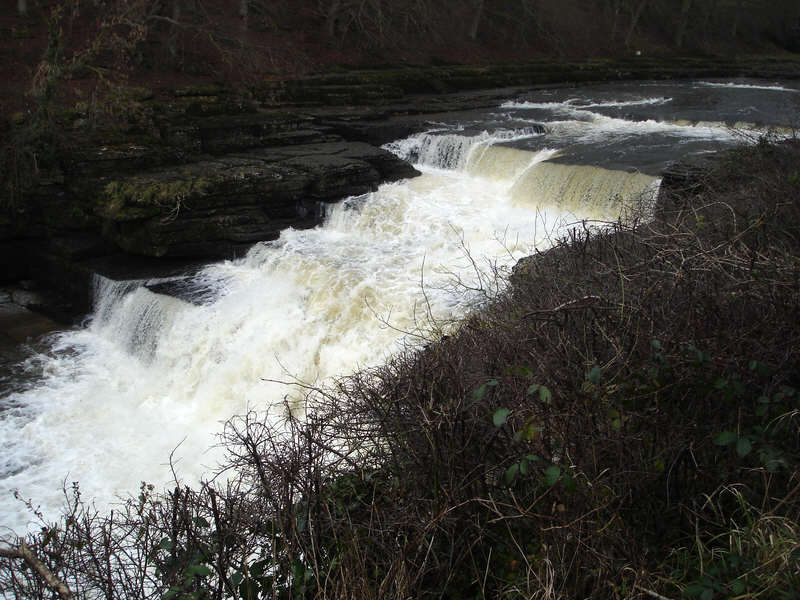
xmin=702 ymin=0 xmax=718 ymax=40
xmin=469 ymin=0 xmax=484 ymax=40
xmin=239 ymin=0 xmax=248 ymax=32
xmin=624 ymin=0 xmax=648 ymax=48
xmin=168 ymin=0 xmax=181 ymax=59
xmin=731 ymin=0 xmax=744 ymax=38
xmin=326 ymin=0 xmax=342 ymax=37
xmin=610 ymin=0 xmax=622 ymax=43
xmin=674 ymin=0 xmax=692 ymax=48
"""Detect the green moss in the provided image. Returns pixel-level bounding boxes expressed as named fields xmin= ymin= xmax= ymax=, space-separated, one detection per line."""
xmin=102 ymin=176 xmax=213 ymax=220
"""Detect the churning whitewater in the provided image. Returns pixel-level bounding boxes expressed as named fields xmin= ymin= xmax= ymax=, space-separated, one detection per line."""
xmin=1 ymin=79 xmax=797 ymax=534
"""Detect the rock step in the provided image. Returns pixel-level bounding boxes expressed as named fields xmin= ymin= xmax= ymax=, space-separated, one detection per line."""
xmin=97 ymin=142 xmax=419 ymax=258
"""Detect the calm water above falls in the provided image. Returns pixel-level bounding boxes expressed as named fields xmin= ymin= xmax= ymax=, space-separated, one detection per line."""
xmin=1 ymin=79 xmax=798 ymax=533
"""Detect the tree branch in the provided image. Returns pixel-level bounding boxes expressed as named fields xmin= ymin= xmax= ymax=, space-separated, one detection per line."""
xmin=0 ymin=541 xmax=75 ymax=600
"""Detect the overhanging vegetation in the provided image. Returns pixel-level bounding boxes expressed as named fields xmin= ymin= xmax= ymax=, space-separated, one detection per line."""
xmin=1 ymin=138 xmax=798 ymax=599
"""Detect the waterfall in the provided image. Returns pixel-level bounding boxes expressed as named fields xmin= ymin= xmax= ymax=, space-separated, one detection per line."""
xmin=4 ymin=79 xmax=795 ymax=534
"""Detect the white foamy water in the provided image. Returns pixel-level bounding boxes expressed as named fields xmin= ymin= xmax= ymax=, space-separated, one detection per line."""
xmin=1 ymin=131 xmax=585 ymax=534
xmin=3 ymin=80 xmax=795 ymax=535
xmin=501 ymin=99 xmax=752 ymax=142
xmin=696 ymin=81 xmax=800 ymax=93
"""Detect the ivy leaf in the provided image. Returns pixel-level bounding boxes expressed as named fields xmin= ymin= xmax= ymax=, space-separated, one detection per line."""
xmin=587 ymin=366 xmax=602 ymax=383
xmin=544 ymin=465 xmax=561 ymax=486
xmin=736 ymin=437 xmax=752 ymax=457
xmin=492 ymin=408 xmax=511 ymax=427
xmin=714 ymin=431 xmax=738 ymax=446
xmin=538 ymin=386 xmax=552 ymax=404
xmin=473 ymin=380 xmax=498 ymax=401
xmin=504 ymin=463 xmax=519 ymax=485
xmin=729 ymin=580 xmax=746 ymax=595
xmin=187 ymin=564 xmax=212 ymax=577
xmin=684 ymin=584 xmax=706 ymax=597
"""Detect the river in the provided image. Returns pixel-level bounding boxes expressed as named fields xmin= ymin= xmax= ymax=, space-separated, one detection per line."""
xmin=1 ymin=79 xmax=798 ymax=534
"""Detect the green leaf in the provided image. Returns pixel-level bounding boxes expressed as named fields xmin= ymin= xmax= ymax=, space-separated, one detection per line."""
xmin=755 ymin=405 xmax=768 ymax=417
xmin=474 ymin=380 xmax=498 ymax=401
xmin=492 ymin=408 xmax=511 ymax=427
xmin=588 ymin=366 xmax=602 ymax=383
xmin=729 ymin=580 xmax=746 ymax=595
xmin=714 ymin=431 xmax=738 ymax=446
xmin=504 ymin=463 xmax=519 ymax=485
xmin=544 ymin=465 xmax=561 ymax=487
xmin=292 ymin=558 xmax=305 ymax=580
xmin=526 ymin=384 xmax=540 ymax=395
xmin=539 ymin=386 xmax=552 ymax=404
xmin=193 ymin=516 xmax=210 ymax=529
xmin=188 ymin=564 xmax=212 ymax=577
xmin=560 ymin=474 xmax=576 ymax=493
xmin=525 ymin=454 xmax=540 ymax=462
xmin=700 ymin=588 xmax=713 ymax=600
xmin=714 ymin=377 xmax=728 ymax=390
xmin=736 ymin=437 xmax=752 ymax=457
xmin=507 ymin=366 xmax=533 ymax=377
xmin=651 ymin=339 xmax=662 ymax=350
xmin=684 ymin=584 xmax=706 ymax=597
xmin=519 ymin=460 xmax=529 ymax=476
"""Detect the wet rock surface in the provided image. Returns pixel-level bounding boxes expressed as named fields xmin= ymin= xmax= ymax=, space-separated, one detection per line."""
xmin=3 ymin=58 xmax=799 ymax=319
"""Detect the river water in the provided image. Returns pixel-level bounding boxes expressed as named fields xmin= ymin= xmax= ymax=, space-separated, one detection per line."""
xmin=1 ymin=79 xmax=798 ymax=534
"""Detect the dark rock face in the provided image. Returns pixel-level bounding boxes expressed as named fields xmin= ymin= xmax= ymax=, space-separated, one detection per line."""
xmin=4 ymin=59 xmax=800 ymax=319
xmin=96 ymin=142 xmax=415 ymax=258
xmin=655 ymin=153 xmax=721 ymax=216
xmin=0 ymin=84 xmax=431 ymax=315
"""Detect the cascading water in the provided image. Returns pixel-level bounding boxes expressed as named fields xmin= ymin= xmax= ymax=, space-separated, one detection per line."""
xmin=1 ymin=78 xmax=798 ymax=534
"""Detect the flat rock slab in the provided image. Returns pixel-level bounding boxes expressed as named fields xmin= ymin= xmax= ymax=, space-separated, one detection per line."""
xmin=98 ymin=142 xmax=419 ymax=258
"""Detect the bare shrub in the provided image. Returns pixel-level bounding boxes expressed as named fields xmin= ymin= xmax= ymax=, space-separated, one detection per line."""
xmin=2 ymin=139 xmax=799 ymax=599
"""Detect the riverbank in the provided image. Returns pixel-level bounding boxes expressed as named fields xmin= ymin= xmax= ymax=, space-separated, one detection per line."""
xmin=1 ymin=134 xmax=798 ymax=598
xmin=3 ymin=56 xmax=800 ymax=325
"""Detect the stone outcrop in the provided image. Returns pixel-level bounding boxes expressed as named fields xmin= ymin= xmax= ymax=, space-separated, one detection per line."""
xmin=98 ymin=142 xmax=417 ymax=258
xmin=1 ymin=83 xmax=434 ymax=315
xmin=5 ymin=57 xmax=799 ymax=318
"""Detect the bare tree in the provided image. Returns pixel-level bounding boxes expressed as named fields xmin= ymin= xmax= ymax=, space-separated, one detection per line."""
xmin=239 ymin=0 xmax=248 ymax=32
xmin=624 ymin=0 xmax=648 ymax=47
xmin=675 ymin=0 xmax=692 ymax=47
xmin=469 ymin=0 xmax=484 ymax=40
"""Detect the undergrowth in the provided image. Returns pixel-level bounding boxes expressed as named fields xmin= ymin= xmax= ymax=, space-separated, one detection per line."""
xmin=1 ymin=139 xmax=799 ymax=599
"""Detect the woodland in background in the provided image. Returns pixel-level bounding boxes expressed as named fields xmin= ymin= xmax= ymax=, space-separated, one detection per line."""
xmin=2 ymin=0 xmax=800 ymax=117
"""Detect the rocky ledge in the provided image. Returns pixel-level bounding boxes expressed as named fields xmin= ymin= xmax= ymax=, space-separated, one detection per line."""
xmin=1 ymin=88 xmax=432 ymax=316
xmin=99 ymin=142 xmax=417 ymax=258
xmin=4 ymin=57 xmax=799 ymax=319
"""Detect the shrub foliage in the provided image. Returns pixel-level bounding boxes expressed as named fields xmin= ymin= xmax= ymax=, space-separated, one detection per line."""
xmin=1 ymin=139 xmax=799 ymax=599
